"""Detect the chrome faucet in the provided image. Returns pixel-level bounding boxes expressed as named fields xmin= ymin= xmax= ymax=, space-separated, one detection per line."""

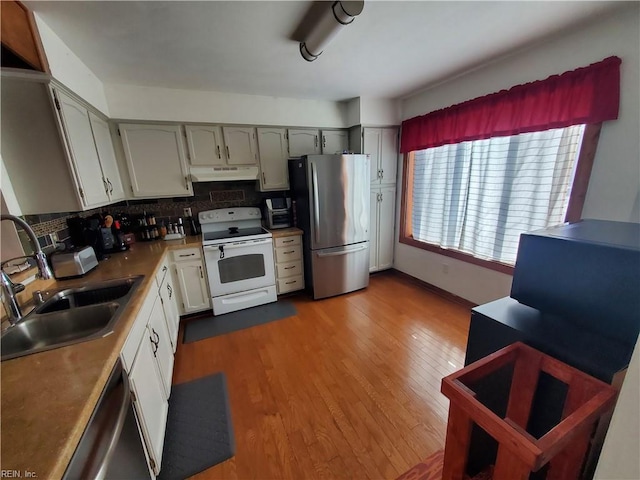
xmin=1 ymin=214 xmax=53 ymax=325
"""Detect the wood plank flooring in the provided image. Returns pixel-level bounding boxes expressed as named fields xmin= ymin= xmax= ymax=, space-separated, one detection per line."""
xmin=172 ymin=271 xmax=471 ymax=480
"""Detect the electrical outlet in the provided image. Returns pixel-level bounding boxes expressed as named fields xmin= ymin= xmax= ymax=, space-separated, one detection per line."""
xmin=48 ymin=232 xmax=59 ymax=244
xmin=183 ymin=207 xmax=193 ymax=218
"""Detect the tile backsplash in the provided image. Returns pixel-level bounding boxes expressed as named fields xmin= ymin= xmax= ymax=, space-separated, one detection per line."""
xmin=17 ymin=181 xmax=287 ymax=254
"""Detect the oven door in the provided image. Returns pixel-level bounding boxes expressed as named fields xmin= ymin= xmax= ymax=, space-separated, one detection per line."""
xmin=203 ymin=238 xmax=276 ymax=297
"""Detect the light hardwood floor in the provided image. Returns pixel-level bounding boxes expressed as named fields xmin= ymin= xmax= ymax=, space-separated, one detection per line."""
xmin=173 ymin=271 xmax=472 ymax=480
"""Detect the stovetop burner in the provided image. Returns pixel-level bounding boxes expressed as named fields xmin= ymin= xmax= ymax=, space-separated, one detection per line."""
xmin=202 ymin=226 xmax=270 ymax=242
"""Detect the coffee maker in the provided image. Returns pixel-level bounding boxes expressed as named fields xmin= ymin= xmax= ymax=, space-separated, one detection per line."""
xmin=67 ymin=216 xmax=128 ymax=259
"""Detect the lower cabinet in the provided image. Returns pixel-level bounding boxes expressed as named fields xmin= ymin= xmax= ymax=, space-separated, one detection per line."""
xmin=273 ymin=232 xmax=305 ymax=294
xmin=157 ymin=261 xmax=180 ymax=352
xmin=370 ymin=186 xmax=395 ymax=272
xmin=121 ymin=254 xmax=178 ymax=477
xmin=172 ymin=247 xmax=211 ymax=315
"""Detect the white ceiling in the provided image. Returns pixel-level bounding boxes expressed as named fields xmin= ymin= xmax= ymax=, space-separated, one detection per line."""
xmin=26 ymin=1 xmax=622 ymax=101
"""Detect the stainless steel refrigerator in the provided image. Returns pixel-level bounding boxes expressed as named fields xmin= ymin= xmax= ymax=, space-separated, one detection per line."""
xmin=289 ymin=154 xmax=370 ymax=299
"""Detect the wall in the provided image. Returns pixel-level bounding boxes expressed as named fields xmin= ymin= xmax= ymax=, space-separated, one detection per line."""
xmin=104 ymin=83 xmax=347 ymax=128
xmin=359 ymin=97 xmax=401 ymax=126
xmin=33 ymin=14 xmax=110 ymax=115
xmin=395 ymin=4 xmax=640 ymax=305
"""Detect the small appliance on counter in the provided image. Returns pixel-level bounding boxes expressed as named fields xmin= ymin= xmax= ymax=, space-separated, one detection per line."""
xmin=67 ymin=214 xmax=129 ymax=260
xmin=263 ymin=198 xmax=292 ymax=229
xmin=50 ymin=245 xmax=99 ymax=279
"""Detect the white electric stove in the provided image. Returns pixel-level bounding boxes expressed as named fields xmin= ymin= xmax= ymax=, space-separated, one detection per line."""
xmin=199 ymin=207 xmax=277 ymax=315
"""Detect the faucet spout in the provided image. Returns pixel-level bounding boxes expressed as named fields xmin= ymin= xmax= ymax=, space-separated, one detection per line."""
xmin=1 ymin=214 xmax=53 ymax=325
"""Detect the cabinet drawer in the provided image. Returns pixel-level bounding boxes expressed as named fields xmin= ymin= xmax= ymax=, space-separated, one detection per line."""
xmin=277 ymin=275 xmax=304 ymax=294
xmin=275 ymin=245 xmax=302 ymax=263
xmin=274 ymin=235 xmax=301 ymax=248
xmin=276 ymin=260 xmax=303 ymax=279
xmin=155 ymin=255 xmax=170 ymax=288
xmin=171 ymin=247 xmax=202 ymax=262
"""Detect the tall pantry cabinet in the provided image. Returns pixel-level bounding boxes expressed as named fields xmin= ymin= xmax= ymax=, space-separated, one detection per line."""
xmin=352 ymin=127 xmax=399 ymax=272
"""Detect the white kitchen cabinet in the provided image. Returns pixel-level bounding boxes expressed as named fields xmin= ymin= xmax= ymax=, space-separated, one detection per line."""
xmin=129 ymin=328 xmax=168 ymax=477
xmin=321 ymin=130 xmax=349 ymax=154
xmin=273 ymin=233 xmax=305 ymax=294
xmin=222 ymin=126 xmax=258 ymax=165
xmin=119 ymin=123 xmax=193 ymax=198
xmin=257 ymin=127 xmax=289 ymax=191
xmin=157 ymin=261 xmax=180 ymax=352
xmin=54 ymin=90 xmax=110 ymax=208
xmin=370 ymin=186 xmax=396 ymax=272
xmin=288 ymin=128 xmax=321 ymax=157
xmin=364 ymin=127 xmax=398 ymax=186
xmin=172 ymin=248 xmax=211 ymax=315
xmin=88 ymin=112 xmax=125 ymax=202
xmin=185 ymin=125 xmax=226 ymax=166
xmin=147 ymin=295 xmax=174 ymax=398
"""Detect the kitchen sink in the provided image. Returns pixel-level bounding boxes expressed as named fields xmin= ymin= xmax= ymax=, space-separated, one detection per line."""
xmin=1 ymin=276 xmax=144 ymax=361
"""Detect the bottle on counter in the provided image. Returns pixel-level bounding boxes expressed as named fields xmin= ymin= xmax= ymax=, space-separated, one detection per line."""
xmin=178 ymin=218 xmax=185 ymax=236
xmin=160 ymin=221 xmax=167 ymax=238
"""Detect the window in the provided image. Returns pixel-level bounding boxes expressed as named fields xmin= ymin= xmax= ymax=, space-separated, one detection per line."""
xmin=407 ymin=125 xmax=585 ymax=266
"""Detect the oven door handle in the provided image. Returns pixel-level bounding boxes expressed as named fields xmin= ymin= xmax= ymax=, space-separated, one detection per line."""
xmin=203 ymin=239 xmax=272 ymax=251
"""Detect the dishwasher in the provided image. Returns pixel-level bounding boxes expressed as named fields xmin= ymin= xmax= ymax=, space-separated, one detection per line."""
xmin=63 ymin=359 xmax=151 ymax=479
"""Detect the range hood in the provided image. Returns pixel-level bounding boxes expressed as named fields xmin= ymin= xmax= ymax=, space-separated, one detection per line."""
xmin=190 ymin=166 xmax=259 ymax=182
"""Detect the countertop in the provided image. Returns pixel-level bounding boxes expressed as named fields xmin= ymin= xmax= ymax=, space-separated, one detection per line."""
xmin=268 ymin=227 xmax=303 ymax=238
xmin=0 ymin=236 xmax=203 ymax=479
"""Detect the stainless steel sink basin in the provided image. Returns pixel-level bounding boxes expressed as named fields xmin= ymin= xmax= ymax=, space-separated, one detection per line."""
xmin=1 ymin=276 xmax=143 ymax=361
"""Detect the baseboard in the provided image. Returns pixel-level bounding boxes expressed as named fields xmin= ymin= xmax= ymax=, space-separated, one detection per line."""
xmin=391 ymin=269 xmax=478 ymax=309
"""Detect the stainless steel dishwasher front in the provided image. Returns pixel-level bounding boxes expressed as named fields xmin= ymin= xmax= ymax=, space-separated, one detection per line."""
xmin=63 ymin=359 xmax=151 ymax=479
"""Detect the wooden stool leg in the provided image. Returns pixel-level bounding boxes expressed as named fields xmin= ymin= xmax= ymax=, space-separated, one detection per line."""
xmin=442 ymin=404 xmax=473 ymax=480
xmin=493 ymin=445 xmax=530 ymax=480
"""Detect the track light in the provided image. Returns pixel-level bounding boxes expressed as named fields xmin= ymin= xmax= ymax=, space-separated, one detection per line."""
xmin=300 ymin=1 xmax=364 ymax=62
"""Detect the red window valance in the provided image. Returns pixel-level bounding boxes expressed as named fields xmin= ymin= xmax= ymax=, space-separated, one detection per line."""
xmin=400 ymin=56 xmax=621 ymax=153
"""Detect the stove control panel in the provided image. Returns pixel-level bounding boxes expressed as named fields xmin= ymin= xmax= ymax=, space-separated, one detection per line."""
xmin=199 ymin=207 xmax=261 ymax=224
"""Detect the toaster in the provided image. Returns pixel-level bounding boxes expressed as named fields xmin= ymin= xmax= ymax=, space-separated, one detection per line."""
xmin=50 ymin=246 xmax=99 ymax=279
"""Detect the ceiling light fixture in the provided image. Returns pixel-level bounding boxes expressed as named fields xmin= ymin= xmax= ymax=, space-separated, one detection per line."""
xmin=300 ymin=1 xmax=365 ymax=62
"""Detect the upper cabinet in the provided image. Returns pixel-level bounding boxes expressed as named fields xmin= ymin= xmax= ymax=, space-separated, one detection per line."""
xmin=288 ymin=129 xmax=321 ymax=157
xmin=364 ymin=127 xmax=398 ymax=186
xmin=257 ymin=128 xmax=289 ymax=191
xmin=119 ymin=123 xmax=193 ymax=198
xmin=0 ymin=1 xmax=48 ymax=72
xmin=222 ymin=126 xmax=258 ymax=165
xmin=1 ymin=73 xmax=125 ymax=214
xmin=185 ymin=125 xmax=226 ymax=166
xmin=321 ymin=130 xmax=349 ymax=155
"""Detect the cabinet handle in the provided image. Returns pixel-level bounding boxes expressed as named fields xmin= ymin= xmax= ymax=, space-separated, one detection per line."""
xmin=167 ymin=283 xmax=172 ymax=298
xmin=152 ymin=328 xmax=160 ymax=344
xmin=107 ymin=179 xmax=113 ymax=194
xmin=163 ymin=265 xmax=168 ymax=272
xmin=284 ymin=250 xmax=295 ymax=254
xmin=282 ymin=239 xmax=294 ymax=243
xmin=226 ymin=145 xmax=230 ymax=159
xmin=217 ymin=145 xmax=221 ymax=159
xmin=380 ymin=168 xmax=384 ymax=179
xmin=179 ymin=253 xmax=195 ymax=257
xmin=102 ymin=177 xmax=109 ymax=194
xmin=185 ymin=176 xmax=189 ymax=190
xmin=285 ymin=280 xmax=296 ymax=285
xmin=314 ymin=135 xmax=318 ymax=148
xmin=199 ymin=265 xmax=204 ymax=278
xmin=262 ymin=172 xmax=266 ymax=184
xmin=322 ymin=135 xmax=326 ymax=148
xmin=284 ymin=265 xmax=296 ymax=270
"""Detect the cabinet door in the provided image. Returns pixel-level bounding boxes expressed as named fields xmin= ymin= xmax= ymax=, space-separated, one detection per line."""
xmin=369 ymin=189 xmax=380 ymax=272
xmin=88 ymin=112 xmax=124 ymax=202
xmin=363 ymin=128 xmax=382 ymax=184
xmin=288 ymin=129 xmax=320 ymax=157
xmin=185 ymin=125 xmax=226 ymax=166
xmin=257 ymin=128 xmax=289 ymax=191
xmin=175 ymin=261 xmax=211 ymax=313
xmin=321 ymin=130 xmax=349 ymax=155
xmin=159 ymin=277 xmax=180 ymax=352
xmin=380 ymin=128 xmax=398 ymax=186
xmin=222 ymin=126 xmax=258 ymax=165
xmin=148 ymin=296 xmax=174 ymax=399
xmin=129 ymin=331 xmax=168 ymax=476
xmin=120 ymin=124 xmax=192 ymax=197
xmin=55 ymin=90 xmax=109 ymax=207
xmin=377 ymin=186 xmax=396 ymax=270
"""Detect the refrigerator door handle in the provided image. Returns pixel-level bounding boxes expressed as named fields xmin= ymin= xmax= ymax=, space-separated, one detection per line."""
xmin=311 ymin=163 xmax=320 ymax=244
xmin=317 ymin=244 xmax=368 ymax=257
